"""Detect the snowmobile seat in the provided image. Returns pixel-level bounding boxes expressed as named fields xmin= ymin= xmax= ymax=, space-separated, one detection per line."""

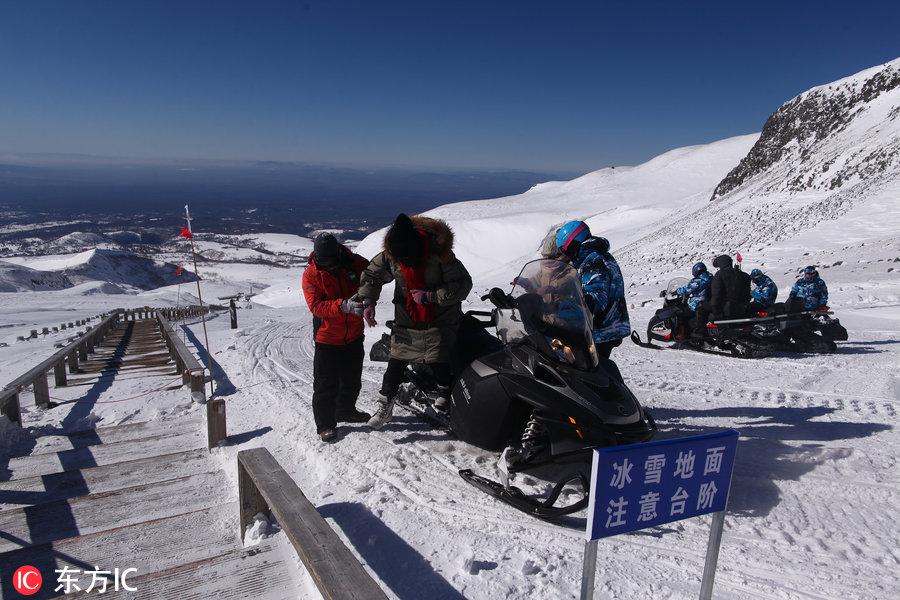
xmin=454 ymin=313 xmax=504 ymax=371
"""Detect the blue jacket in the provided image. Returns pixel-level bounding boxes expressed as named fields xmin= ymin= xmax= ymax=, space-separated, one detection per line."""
xmin=751 ymin=275 xmax=778 ymax=307
xmin=789 ymin=277 xmax=828 ymax=310
xmin=676 ymin=272 xmax=712 ymax=312
xmin=573 ymin=237 xmax=630 ymax=344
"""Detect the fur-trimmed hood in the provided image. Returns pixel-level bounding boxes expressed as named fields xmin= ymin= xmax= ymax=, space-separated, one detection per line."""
xmin=383 ymin=215 xmax=455 ymax=263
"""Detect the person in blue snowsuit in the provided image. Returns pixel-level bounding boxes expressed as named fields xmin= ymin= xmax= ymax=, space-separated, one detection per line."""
xmin=789 ymin=266 xmax=828 ymax=311
xmin=555 ymin=220 xmax=630 ymax=360
xmin=676 ymin=262 xmax=712 ymax=312
xmin=749 ymin=268 xmax=778 ymax=309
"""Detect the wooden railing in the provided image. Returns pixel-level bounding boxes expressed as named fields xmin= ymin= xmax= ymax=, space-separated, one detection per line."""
xmin=238 ymin=448 xmax=388 ymax=600
xmin=156 ymin=310 xmax=226 ymax=449
xmin=0 ymin=311 xmax=121 ymax=426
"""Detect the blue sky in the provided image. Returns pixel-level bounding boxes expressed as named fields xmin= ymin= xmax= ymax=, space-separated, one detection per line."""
xmin=1 ymin=0 xmax=898 ymax=173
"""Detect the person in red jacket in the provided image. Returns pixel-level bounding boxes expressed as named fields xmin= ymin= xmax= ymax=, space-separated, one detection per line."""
xmin=302 ymin=233 xmax=371 ymax=442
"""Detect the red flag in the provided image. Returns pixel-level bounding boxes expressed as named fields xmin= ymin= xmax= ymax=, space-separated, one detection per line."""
xmin=180 ymin=226 xmax=193 ymax=239
xmin=736 ymin=251 xmax=743 ymax=263
xmin=175 ymin=265 xmax=183 ymax=276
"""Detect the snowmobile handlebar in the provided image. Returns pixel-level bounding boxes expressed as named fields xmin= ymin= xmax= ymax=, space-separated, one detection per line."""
xmin=483 ymin=287 xmax=516 ymax=309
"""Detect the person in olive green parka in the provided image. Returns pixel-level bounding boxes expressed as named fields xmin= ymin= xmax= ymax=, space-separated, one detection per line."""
xmin=356 ymin=213 xmax=472 ymax=429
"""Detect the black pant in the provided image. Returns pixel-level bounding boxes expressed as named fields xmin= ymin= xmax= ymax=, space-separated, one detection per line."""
xmin=312 ymin=338 xmax=364 ymax=433
xmin=596 ymin=338 xmax=622 ymax=361
xmin=694 ymin=301 xmax=711 ymax=334
xmin=380 ymin=358 xmax=452 ymax=399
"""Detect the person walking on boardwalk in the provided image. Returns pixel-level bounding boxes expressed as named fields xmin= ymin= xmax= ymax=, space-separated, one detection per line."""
xmin=356 ymin=213 xmax=473 ymax=429
xmin=302 ymin=233 xmax=371 ymax=442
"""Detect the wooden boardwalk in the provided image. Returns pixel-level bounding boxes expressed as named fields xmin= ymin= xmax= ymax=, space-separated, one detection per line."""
xmin=0 ymin=317 xmax=299 ymax=599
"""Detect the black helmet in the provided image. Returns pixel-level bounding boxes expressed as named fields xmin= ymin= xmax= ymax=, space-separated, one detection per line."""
xmin=692 ymin=262 xmax=707 ymax=277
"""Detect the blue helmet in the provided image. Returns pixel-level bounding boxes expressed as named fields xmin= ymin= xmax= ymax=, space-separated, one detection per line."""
xmin=802 ymin=266 xmax=818 ymax=278
xmin=750 ymin=268 xmax=764 ymax=281
xmin=691 ymin=262 xmax=707 ymax=277
xmin=555 ymin=220 xmax=591 ymax=256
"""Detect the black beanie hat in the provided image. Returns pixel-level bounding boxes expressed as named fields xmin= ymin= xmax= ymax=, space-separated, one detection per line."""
xmin=314 ymin=233 xmax=340 ymax=268
xmin=712 ymin=254 xmax=733 ymax=269
xmin=386 ymin=213 xmax=423 ymax=266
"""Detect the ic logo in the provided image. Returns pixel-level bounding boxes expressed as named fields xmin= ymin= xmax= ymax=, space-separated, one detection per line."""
xmin=12 ymin=565 xmax=42 ymax=595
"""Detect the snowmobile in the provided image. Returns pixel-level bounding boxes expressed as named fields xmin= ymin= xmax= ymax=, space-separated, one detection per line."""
xmin=631 ymin=278 xmax=847 ymax=358
xmin=369 ymin=258 xmax=656 ymax=521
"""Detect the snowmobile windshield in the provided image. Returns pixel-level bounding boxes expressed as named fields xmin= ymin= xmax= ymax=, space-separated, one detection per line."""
xmin=496 ymin=259 xmax=598 ymax=370
xmin=667 ymin=277 xmax=690 ymax=295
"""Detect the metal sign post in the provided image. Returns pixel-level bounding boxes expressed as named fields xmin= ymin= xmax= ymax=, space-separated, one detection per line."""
xmin=579 ymin=540 xmax=599 ymax=600
xmin=580 ymin=430 xmax=739 ymax=600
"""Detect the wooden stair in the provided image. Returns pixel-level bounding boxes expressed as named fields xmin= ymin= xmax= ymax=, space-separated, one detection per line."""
xmin=0 ymin=318 xmax=300 ymax=600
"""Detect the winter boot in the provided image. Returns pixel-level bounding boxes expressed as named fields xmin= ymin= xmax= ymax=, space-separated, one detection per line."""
xmin=367 ymin=396 xmax=395 ymax=430
xmin=336 ymin=409 xmax=372 ymax=423
xmin=319 ymin=429 xmax=337 ymax=443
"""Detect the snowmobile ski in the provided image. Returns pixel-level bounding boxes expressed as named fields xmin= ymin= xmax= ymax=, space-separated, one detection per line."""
xmin=458 ymin=469 xmax=589 ymax=522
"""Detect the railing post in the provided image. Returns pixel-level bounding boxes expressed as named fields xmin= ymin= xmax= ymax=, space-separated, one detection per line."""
xmin=1 ymin=393 xmax=21 ymax=425
xmin=54 ymin=361 xmax=67 ymax=387
xmin=68 ymin=350 xmax=79 ymax=373
xmin=207 ymin=398 xmax=226 ymax=448
xmin=33 ymin=373 xmax=50 ymax=408
xmin=190 ymin=371 xmax=205 ymax=399
xmin=78 ymin=342 xmax=88 ymax=361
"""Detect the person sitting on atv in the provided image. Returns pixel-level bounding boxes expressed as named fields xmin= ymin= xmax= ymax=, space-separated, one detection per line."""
xmin=355 ymin=213 xmax=473 ymax=429
xmin=749 ymin=268 xmax=778 ymax=311
xmin=676 ymin=262 xmax=712 ymax=313
xmin=555 ymin=220 xmax=630 ymax=359
xmin=694 ymin=254 xmax=751 ymax=335
xmin=788 ymin=266 xmax=828 ymax=311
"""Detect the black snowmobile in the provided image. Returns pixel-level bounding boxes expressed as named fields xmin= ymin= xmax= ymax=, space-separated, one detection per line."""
xmin=369 ymin=258 xmax=656 ymax=521
xmin=631 ymin=278 xmax=847 ymax=358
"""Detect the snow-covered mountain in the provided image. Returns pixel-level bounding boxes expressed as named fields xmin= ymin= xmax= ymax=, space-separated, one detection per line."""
xmin=356 ymin=58 xmax=900 ymax=301
xmin=1 ymin=249 xmax=195 ymax=292
xmin=620 ymin=58 xmax=900 ymax=289
xmin=0 ymin=261 xmax=72 ymax=292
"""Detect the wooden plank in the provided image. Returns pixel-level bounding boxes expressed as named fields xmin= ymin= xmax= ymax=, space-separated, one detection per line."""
xmin=1 ymin=312 xmax=120 ymax=393
xmin=0 ymin=448 xmax=212 ymax=510
xmin=0 ymin=470 xmax=229 ymax=552
xmin=59 ymin=541 xmax=298 ymax=600
xmin=156 ymin=314 xmax=203 ymax=373
xmin=237 ymin=448 xmax=388 ymax=600
xmin=0 ymin=503 xmax=240 ymax=593
xmin=4 ymin=418 xmax=203 ymax=458
xmin=4 ymin=428 xmax=206 ymax=481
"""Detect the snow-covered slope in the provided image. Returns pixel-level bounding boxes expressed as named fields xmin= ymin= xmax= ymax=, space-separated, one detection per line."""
xmin=356 ymin=134 xmax=758 ymax=283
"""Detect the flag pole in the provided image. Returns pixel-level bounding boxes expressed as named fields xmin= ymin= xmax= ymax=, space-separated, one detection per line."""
xmin=184 ymin=204 xmax=215 ymax=398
